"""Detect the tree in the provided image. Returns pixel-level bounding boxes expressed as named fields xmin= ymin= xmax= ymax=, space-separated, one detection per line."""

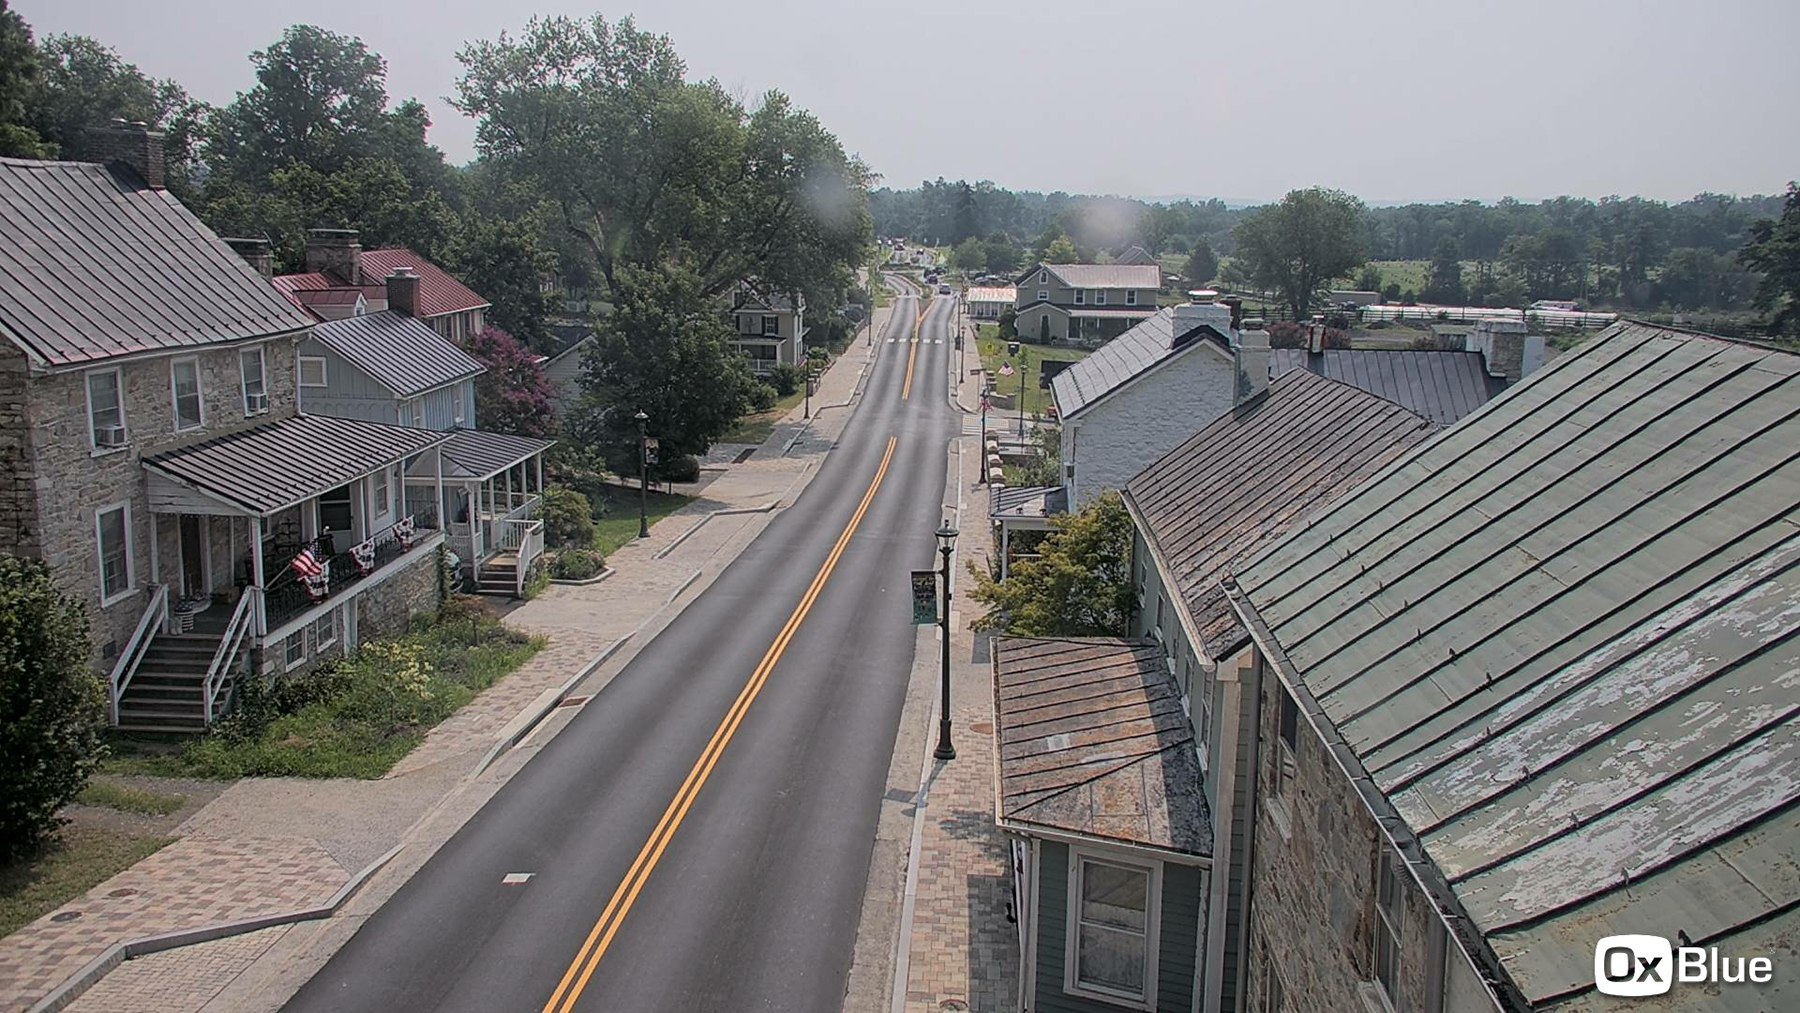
xmin=206 ymin=25 xmax=394 ymax=182
xmin=573 ymin=264 xmax=760 ymax=477
xmin=1232 ymin=188 xmax=1367 ymax=320
xmin=950 ymin=237 xmax=985 ymax=273
xmin=1421 ymin=237 xmax=1466 ymax=304
xmin=1040 ymin=236 xmax=1078 ymax=264
xmin=983 ymin=236 xmax=1021 ymax=275
xmin=1 ymin=555 xmax=104 ymax=859
xmin=1354 ymin=263 xmax=1384 ymax=293
xmin=0 ymin=0 xmax=50 ymax=157
xmin=951 ymin=181 xmax=978 ymax=244
xmin=967 ymin=492 xmax=1135 ymax=636
xmin=31 ymin=34 xmax=207 ymax=185
xmin=1740 ymin=183 xmax=1800 ymax=336
xmin=446 ymin=212 xmax=560 ymax=348
xmin=467 ymin=327 xmax=555 ymax=438
xmin=1183 ymin=239 xmax=1218 ymax=286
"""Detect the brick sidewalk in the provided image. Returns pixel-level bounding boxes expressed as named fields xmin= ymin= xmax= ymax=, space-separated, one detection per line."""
xmin=898 ymin=364 xmax=1021 ymax=1012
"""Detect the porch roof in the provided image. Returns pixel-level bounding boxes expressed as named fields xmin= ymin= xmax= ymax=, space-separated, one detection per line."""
xmin=990 ymin=484 xmax=1066 ymax=522
xmin=144 ymin=414 xmax=450 ymax=515
xmin=991 ymin=636 xmax=1210 ymax=858
xmin=427 ymin=428 xmax=556 ymax=481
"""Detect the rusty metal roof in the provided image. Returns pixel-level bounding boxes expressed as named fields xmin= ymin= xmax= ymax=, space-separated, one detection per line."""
xmin=0 ymin=158 xmax=315 ymax=369
xmin=991 ymin=636 xmax=1210 ymax=857
xmin=1231 ymin=322 xmax=1800 ymax=1007
xmin=1124 ymin=370 xmax=1436 ymax=661
xmin=359 ymin=248 xmax=489 ymax=318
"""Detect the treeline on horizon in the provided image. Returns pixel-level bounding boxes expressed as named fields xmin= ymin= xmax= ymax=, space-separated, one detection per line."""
xmin=871 ymin=179 xmax=1790 ymax=315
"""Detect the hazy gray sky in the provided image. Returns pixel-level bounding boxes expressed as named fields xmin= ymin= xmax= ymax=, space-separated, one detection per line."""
xmin=21 ymin=0 xmax=1800 ymax=203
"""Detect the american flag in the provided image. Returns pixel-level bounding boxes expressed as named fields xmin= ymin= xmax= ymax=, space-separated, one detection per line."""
xmin=290 ymin=547 xmax=324 ymax=578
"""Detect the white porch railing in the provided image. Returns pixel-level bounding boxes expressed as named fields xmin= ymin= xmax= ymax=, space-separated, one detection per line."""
xmin=203 ymin=589 xmax=256 ymax=724
xmin=516 ymin=520 xmax=545 ymax=597
xmin=108 ymin=583 xmax=168 ymax=725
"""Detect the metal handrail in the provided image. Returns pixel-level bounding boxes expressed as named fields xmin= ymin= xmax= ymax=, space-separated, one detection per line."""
xmin=203 ymin=589 xmax=256 ymax=723
xmin=108 ymin=583 xmax=168 ymax=724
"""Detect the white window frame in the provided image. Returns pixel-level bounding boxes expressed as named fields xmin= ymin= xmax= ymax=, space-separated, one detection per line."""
xmin=1096 ymin=289 xmax=1108 ymax=305
xmin=284 ymin=630 xmax=306 ymax=666
xmin=170 ymin=356 xmax=205 ymax=432
xmin=313 ymin=606 xmax=338 ymax=652
xmin=409 ymin=398 xmax=424 ymax=427
xmin=1126 ymin=289 xmax=1139 ymax=305
xmin=85 ymin=367 xmax=128 ymax=453
xmin=1374 ymin=848 xmax=1404 ymax=1010
xmin=298 ymin=355 xmax=328 ymax=387
xmin=1276 ymin=684 xmax=1300 ymax=795
xmin=452 ymin=384 xmax=465 ymax=424
xmin=1039 ymin=270 xmax=1048 ymax=284
xmin=1037 ymin=289 xmax=1048 ymax=301
xmin=240 ymin=345 xmax=268 ymax=415
xmin=373 ymin=466 xmax=391 ymax=516
xmin=95 ymin=501 xmax=135 ymax=606
xmin=762 ymin=314 xmax=780 ymax=336
xmin=1073 ymin=289 xmax=1085 ymax=305
xmin=1064 ymin=848 xmax=1161 ymax=1010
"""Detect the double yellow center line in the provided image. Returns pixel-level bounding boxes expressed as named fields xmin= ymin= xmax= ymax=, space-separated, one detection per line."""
xmin=901 ymin=296 xmax=929 ymax=401
xmin=540 ymin=435 xmax=900 ymax=1013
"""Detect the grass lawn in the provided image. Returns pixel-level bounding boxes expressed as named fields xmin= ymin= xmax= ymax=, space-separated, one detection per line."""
xmin=0 ymin=825 xmax=173 ymax=939
xmin=589 ymin=484 xmax=696 ymax=556
xmin=719 ymin=387 xmax=806 ymax=445
xmin=975 ymin=324 xmax=1090 ymax=417
xmin=105 ymin=607 xmax=543 ymax=780
xmin=75 ymin=780 xmax=185 ymax=816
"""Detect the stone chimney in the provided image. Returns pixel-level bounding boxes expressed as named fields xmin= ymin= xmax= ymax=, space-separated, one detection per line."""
xmin=385 ymin=266 xmax=421 ymax=317
xmin=304 ymin=229 xmax=363 ymax=284
xmin=224 ymin=238 xmax=274 ymax=280
xmin=1172 ymin=294 xmax=1235 ymax=343
xmin=1234 ymin=328 xmax=1271 ymax=405
xmin=1467 ymin=319 xmax=1527 ymax=382
xmin=85 ymin=119 xmax=165 ymax=189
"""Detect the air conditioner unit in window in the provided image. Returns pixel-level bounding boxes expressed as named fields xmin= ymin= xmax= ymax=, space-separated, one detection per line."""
xmin=94 ymin=424 xmax=127 ymax=448
xmin=246 ymin=391 xmax=269 ymax=414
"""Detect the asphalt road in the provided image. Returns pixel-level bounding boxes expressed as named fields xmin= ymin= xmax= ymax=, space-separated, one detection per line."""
xmin=284 ymin=279 xmax=961 ymax=1012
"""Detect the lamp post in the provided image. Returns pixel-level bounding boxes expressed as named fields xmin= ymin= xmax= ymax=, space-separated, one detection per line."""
xmin=634 ymin=410 xmax=649 ymax=539
xmin=933 ymin=521 xmax=959 ymax=761
xmin=805 ymin=361 xmax=814 ymax=420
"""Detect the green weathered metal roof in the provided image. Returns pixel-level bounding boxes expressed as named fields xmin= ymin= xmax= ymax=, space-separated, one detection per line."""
xmin=1231 ymin=322 xmax=1800 ymax=1009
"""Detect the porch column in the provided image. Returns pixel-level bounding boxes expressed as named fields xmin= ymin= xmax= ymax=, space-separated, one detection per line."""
xmin=149 ymin=514 xmax=161 ymax=586
xmin=433 ymin=446 xmax=445 ymax=530
xmin=1001 ymin=523 xmax=1011 ymax=580
xmin=535 ymin=455 xmax=544 ymax=497
xmin=504 ymin=467 xmax=514 ymax=512
xmin=250 ymin=515 xmax=267 ymax=637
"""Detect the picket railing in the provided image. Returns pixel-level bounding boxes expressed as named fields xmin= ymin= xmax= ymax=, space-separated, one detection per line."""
xmin=108 ymin=583 xmax=168 ymax=725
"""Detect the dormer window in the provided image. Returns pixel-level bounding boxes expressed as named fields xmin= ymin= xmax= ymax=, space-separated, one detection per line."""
xmin=1039 ymin=271 xmax=1048 ymax=284
xmin=1096 ymin=290 xmax=1107 ymax=305
xmin=1074 ymin=290 xmax=1085 ymax=305
xmin=1126 ymin=290 xmax=1138 ymax=305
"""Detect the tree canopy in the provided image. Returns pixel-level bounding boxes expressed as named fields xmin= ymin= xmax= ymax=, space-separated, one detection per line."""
xmin=1740 ymin=183 xmax=1800 ymax=337
xmin=1232 ymin=187 xmax=1368 ymax=321
xmin=967 ymin=492 xmax=1136 ymax=636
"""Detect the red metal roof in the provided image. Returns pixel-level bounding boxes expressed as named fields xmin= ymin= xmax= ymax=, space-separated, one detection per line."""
xmin=360 ymin=248 xmax=489 ymax=318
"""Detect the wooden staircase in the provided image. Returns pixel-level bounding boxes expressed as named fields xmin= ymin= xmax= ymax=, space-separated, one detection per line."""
xmin=475 ymin=553 xmax=520 ymax=598
xmin=115 ymin=632 xmax=233 ymax=733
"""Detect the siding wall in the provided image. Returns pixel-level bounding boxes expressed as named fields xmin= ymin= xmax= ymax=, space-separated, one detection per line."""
xmin=1065 ymin=345 xmax=1236 ymax=509
xmin=296 ymin=336 xmax=472 ymax=431
xmin=1034 ymin=841 xmax=1205 ymax=1013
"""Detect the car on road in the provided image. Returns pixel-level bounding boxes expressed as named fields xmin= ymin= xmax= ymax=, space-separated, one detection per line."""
xmin=938 ymin=283 xmax=951 ymax=294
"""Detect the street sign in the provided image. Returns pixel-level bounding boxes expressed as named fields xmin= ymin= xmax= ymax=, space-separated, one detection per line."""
xmin=911 ymin=570 xmax=938 ymax=625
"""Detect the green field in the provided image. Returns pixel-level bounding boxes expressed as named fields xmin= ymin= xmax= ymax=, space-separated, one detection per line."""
xmin=975 ymin=325 xmax=1089 ymax=417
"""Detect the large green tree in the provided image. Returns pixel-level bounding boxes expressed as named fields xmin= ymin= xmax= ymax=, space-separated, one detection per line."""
xmin=1232 ymin=187 xmax=1367 ymax=320
xmin=1421 ymin=237 xmax=1466 ymax=304
xmin=967 ymin=492 xmax=1136 ymax=636
xmin=30 ymin=34 xmax=206 ymax=186
xmin=0 ymin=0 xmax=49 ymax=157
xmin=1183 ymin=238 xmax=1218 ymax=285
xmin=1740 ymin=183 xmax=1800 ymax=336
xmin=573 ymin=264 xmax=762 ymax=476
xmin=446 ymin=209 xmax=561 ymax=348
xmin=452 ymin=15 xmax=870 ymax=306
xmin=207 ymin=25 xmax=394 ymax=181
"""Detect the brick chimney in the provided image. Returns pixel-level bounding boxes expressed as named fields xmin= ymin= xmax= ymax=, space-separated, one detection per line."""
xmin=386 ymin=266 xmax=421 ymax=317
xmin=224 ymin=238 xmax=274 ymax=280
xmin=1234 ymin=328 xmax=1271 ymax=405
xmin=304 ymin=229 xmax=363 ymax=284
xmin=85 ymin=119 xmax=165 ymax=189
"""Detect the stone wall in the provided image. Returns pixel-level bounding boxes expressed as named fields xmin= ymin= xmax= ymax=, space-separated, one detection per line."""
xmin=355 ymin=547 xmax=439 ymax=642
xmin=1245 ymin=662 xmax=1488 ymax=1012
xmin=0 ymin=348 xmax=39 ymax=559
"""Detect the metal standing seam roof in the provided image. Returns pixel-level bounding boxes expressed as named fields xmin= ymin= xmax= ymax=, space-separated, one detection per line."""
xmin=427 ymin=428 xmax=556 ymax=481
xmin=143 ymin=414 xmax=451 ymax=516
xmin=990 ymin=484 xmax=1068 ymax=521
xmin=991 ymin=636 xmax=1211 ymax=857
xmin=358 ymin=248 xmax=489 ymax=318
xmin=0 ymin=158 xmax=316 ymax=369
xmin=1049 ymin=308 xmax=1228 ymax=419
xmin=966 ymin=285 xmax=1016 ymax=303
xmin=1124 ymin=370 xmax=1436 ymax=661
xmin=312 ymin=311 xmax=485 ymax=397
xmin=1270 ymin=348 xmax=1508 ymax=427
xmin=1022 ymin=263 xmax=1163 ymax=290
xmin=1229 ymin=322 xmax=1800 ymax=1008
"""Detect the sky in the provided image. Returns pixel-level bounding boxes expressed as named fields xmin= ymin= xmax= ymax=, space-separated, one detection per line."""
xmin=18 ymin=0 xmax=1800 ymax=204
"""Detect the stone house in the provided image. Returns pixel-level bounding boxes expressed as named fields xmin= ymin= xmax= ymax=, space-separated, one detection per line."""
xmin=1118 ymin=371 xmax=1438 ymax=1011
xmin=728 ymin=282 xmax=806 ymax=374
xmin=1013 ymin=263 xmax=1162 ymax=346
xmin=0 ymin=126 xmax=454 ymax=732
xmin=1219 ymin=323 xmax=1800 ymax=1010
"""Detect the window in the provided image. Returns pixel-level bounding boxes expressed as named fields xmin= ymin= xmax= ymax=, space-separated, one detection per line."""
xmin=170 ymin=357 xmax=203 ymax=431
xmin=1039 ymin=270 xmax=1048 ymax=284
xmin=452 ymin=385 xmax=465 ymax=424
xmin=1374 ymin=848 xmax=1404 ymax=1006
xmin=313 ymin=606 xmax=338 ymax=652
xmin=1261 ymin=941 xmax=1286 ymax=1012
xmin=409 ymin=399 xmax=424 ymax=427
xmin=284 ymin=631 xmax=306 ymax=666
xmin=762 ymin=315 xmax=780 ymax=336
xmin=86 ymin=369 xmax=127 ymax=451
xmin=1126 ymin=289 xmax=1139 ymax=305
xmin=298 ymin=356 xmax=328 ymax=387
xmin=1037 ymin=289 xmax=1049 ymax=301
xmin=1276 ymin=684 xmax=1300 ymax=793
xmin=373 ymin=467 xmax=391 ymax=516
xmin=240 ymin=347 xmax=268 ymax=414
xmin=1074 ymin=289 xmax=1085 ymax=305
xmin=95 ymin=502 xmax=133 ymax=604
xmin=1067 ymin=854 xmax=1157 ymax=1006
xmin=1096 ymin=290 xmax=1107 ymax=305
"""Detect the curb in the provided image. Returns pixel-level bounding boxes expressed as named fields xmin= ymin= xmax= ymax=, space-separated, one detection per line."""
xmin=653 ymin=500 xmax=781 ymax=560
xmin=27 ymin=843 xmax=405 ymax=1013
xmin=548 ymin=566 xmax=616 ymax=587
xmin=470 ymin=633 xmax=634 ymax=778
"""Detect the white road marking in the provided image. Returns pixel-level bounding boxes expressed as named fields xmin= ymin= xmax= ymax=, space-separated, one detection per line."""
xmin=502 ymin=872 xmax=534 ymax=885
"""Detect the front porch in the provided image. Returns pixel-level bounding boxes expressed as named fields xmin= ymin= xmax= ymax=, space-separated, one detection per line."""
xmin=411 ymin=428 xmax=555 ymax=597
xmin=990 ymin=484 xmax=1066 ymax=579
xmin=111 ymin=415 xmax=454 ymax=730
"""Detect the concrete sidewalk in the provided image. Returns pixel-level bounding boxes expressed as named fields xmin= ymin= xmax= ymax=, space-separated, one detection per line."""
xmin=8 ymin=321 xmax=889 ymax=1013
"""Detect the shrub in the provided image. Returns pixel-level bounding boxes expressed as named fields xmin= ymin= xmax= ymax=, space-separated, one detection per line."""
xmin=0 ymin=555 xmax=104 ymax=859
xmin=660 ymin=454 xmax=701 ymax=484
xmin=543 ymin=486 xmax=595 ymax=549
xmin=768 ymin=363 xmax=804 ymax=397
xmin=748 ymin=381 xmax=778 ymax=412
xmin=550 ymin=549 xmax=606 ymax=581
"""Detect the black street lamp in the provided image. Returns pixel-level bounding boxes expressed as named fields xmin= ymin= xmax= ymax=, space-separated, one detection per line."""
xmin=804 ymin=362 xmax=814 ymax=420
xmin=635 ymin=409 xmax=649 ymax=539
xmin=933 ymin=521 xmax=959 ymax=761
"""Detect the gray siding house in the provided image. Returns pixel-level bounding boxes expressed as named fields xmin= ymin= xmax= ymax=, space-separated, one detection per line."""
xmin=0 ymin=127 xmax=453 ymax=731
xmin=730 ymin=283 xmax=805 ymax=373
xmin=1013 ymin=263 xmax=1161 ymax=346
